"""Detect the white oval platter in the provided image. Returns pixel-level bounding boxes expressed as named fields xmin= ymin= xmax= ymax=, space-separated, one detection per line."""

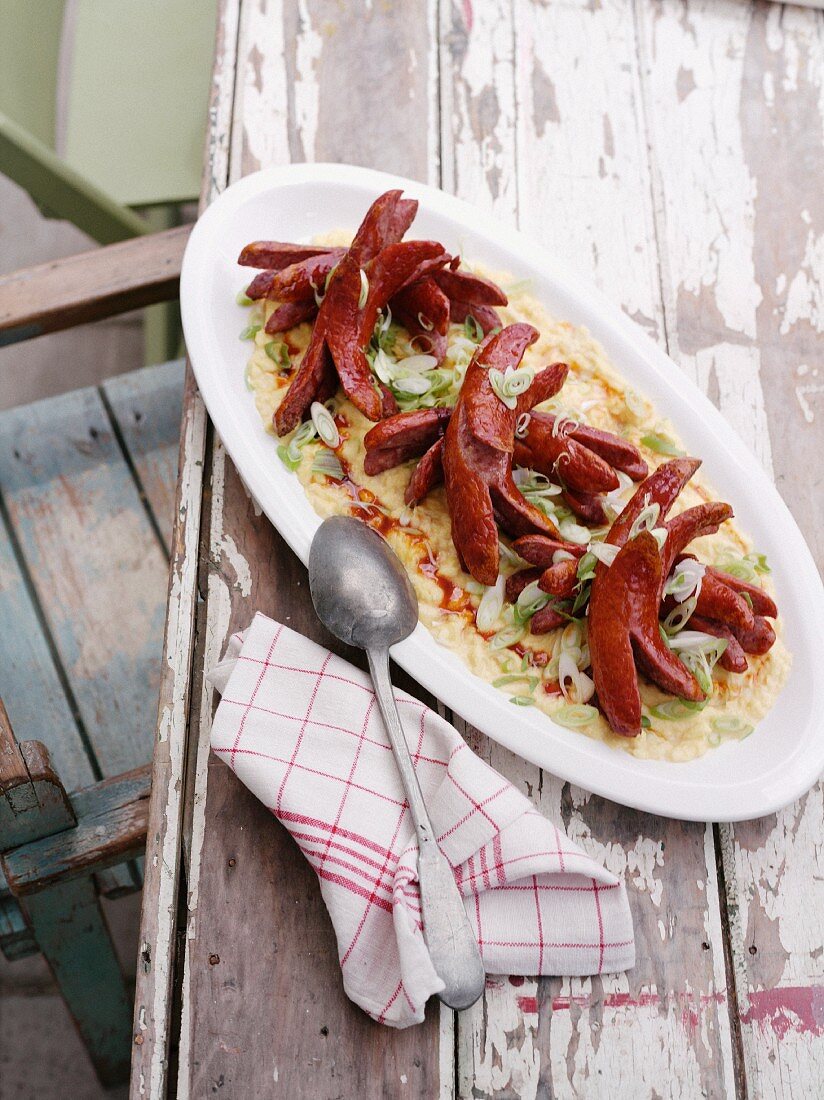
xmin=181 ymin=162 xmax=824 ymax=822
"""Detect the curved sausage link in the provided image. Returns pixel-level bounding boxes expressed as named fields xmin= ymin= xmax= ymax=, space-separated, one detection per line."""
xmin=264 ymin=300 xmax=318 ymax=335
xmin=442 ymin=325 xmax=562 ymax=584
xmin=246 ymin=251 xmax=346 ymax=302
xmin=364 ymin=407 xmax=451 ymax=472
xmin=706 ymin=566 xmax=777 ymax=619
xmin=512 ymin=534 xmax=586 ymax=565
xmin=449 ymin=299 xmax=502 ymax=335
xmin=405 ymin=438 xmax=444 ymax=504
xmin=607 ymin=458 xmax=702 ymax=548
xmin=433 ymin=267 xmax=508 ymax=306
xmin=588 ymin=531 xmax=704 ymax=736
xmin=238 ymin=241 xmax=338 ymax=270
xmin=390 ymin=278 xmax=450 ymax=364
xmin=689 ymin=616 xmax=749 ymax=673
xmin=518 ymin=413 xmax=619 ymax=494
xmin=538 ymin=558 xmax=578 ymax=598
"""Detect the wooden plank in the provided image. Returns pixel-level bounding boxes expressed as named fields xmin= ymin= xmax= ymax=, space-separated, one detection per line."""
xmin=3 ymin=763 xmax=150 ymax=896
xmin=441 ymin=1 xmax=737 ymax=1094
xmin=637 ymin=2 xmax=824 ymax=1096
xmin=175 ymin=1 xmax=449 ymax=1097
xmin=0 ymin=386 xmax=168 ymax=778
xmin=103 ymin=360 xmax=186 ymax=552
xmin=0 ymin=517 xmax=94 ymax=792
xmin=0 ymin=225 xmax=189 ymax=346
xmin=129 ymin=1 xmax=240 ymax=1093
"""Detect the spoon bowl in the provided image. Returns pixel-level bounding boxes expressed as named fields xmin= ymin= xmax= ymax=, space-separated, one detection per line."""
xmin=309 ymin=515 xmax=418 ymax=650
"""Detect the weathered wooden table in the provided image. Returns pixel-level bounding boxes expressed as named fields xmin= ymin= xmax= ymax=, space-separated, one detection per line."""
xmin=131 ymin=2 xmax=824 ymax=1096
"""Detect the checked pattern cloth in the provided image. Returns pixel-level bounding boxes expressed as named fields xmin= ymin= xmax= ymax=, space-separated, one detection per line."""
xmin=208 ymin=613 xmax=634 ymax=1027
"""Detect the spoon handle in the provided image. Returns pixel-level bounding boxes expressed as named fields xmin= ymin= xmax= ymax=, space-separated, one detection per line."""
xmin=367 ymin=648 xmax=486 ymax=1011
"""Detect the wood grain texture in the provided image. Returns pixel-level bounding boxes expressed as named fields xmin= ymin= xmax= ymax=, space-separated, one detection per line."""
xmin=174 ymin=3 xmax=448 ymax=1097
xmin=444 ymin=2 xmax=736 ymax=1095
xmin=103 ymin=360 xmax=186 ymax=552
xmin=136 ymin=0 xmax=824 ymax=1097
xmin=638 ymin=2 xmax=824 ymax=1096
xmin=130 ymin=2 xmax=240 ymax=1094
xmin=0 ymin=226 xmax=189 ymax=346
xmin=0 ymin=387 xmax=168 ymax=778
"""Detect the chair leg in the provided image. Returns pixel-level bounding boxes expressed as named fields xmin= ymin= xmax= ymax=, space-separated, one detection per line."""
xmin=21 ymin=879 xmax=134 ymax=1087
xmin=0 ymin=701 xmax=135 ymax=1086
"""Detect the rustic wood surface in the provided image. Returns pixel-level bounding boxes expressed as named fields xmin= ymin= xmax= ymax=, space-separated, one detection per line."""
xmin=134 ymin=1 xmax=824 ymax=1097
xmin=0 ymin=226 xmax=190 ymax=346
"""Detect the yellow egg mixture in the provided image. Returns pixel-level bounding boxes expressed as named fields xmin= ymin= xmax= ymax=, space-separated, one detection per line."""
xmin=240 ymin=259 xmax=790 ymax=762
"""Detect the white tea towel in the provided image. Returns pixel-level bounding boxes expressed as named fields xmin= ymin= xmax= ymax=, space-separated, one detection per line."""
xmin=207 ymin=613 xmax=634 ymax=1027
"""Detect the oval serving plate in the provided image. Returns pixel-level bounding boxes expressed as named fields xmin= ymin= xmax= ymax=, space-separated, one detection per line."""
xmin=181 ymin=162 xmax=824 ymax=822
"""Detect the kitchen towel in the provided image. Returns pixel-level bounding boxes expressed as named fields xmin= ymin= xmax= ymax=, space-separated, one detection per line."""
xmin=207 ymin=613 xmax=634 ymax=1027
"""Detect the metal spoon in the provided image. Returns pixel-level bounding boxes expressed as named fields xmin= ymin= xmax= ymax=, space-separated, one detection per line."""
xmin=308 ymin=515 xmax=486 ymax=1011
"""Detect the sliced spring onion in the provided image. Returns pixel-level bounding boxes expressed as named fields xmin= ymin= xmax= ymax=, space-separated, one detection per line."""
xmin=745 ymin=551 xmax=770 ymax=575
xmin=243 ymin=363 xmax=254 ymax=392
xmin=664 ymin=559 xmax=705 ymax=601
xmin=277 ymin=444 xmax=301 ymax=471
xmin=499 ymin=540 xmax=527 ymax=568
xmin=358 ymin=269 xmax=369 ymax=308
xmin=552 ymin=415 xmax=579 ymax=438
xmin=240 ymin=323 xmax=261 ymax=340
xmin=629 ymin=501 xmax=661 ymax=541
xmin=400 ymin=353 xmax=438 ymax=373
xmin=710 ymin=715 xmax=753 ymax=737
xmin=560 ymin=620 xmax=585 ymax=653
xmin=661 ymin=594 xmax=698 ymax=635
xmin=623 ymin=389 xmax=646 ymax=421
xmin=558 ymin=651 xmax=595 ymax=704
xmin=559 ymin=519 xmax=591 ymax=545
xmin=309 ymin=402 xmax=340 ymax=448
xmin=515 ymin=579 xmax=551 ymax=619
xmin=640 ymin=715 xmax=651 ymax=729
xmin=510 ymin=695 xmax=536 ymax=706
xmin=416 ymin=311 xmax=434 ymax=332
xmin=392 ymin=374 xmax=432 ymax=396
xmin=552 ymin=549 xmax=576 ymax=564
xmin=492 ymin=673 xmax=540 ymax=690
xmin=490 ymin=624 xmax=527 ymax=650
xmin=553 ymin=703 xmax=598 ymax=728
xmin=236 ymin=287 xmax=254 ymax=306
xmin=715 ymin=556 xmax=757 ymax=583
xmin=476 ymin=575 xmax=505 ymax=633
xmin=707 ymin=730 xmax=722 ymax=747
xmin=640 ymin=432 xmax=684 ymax=457
xmin=576 ymin=552 xmax=598 ymax=583
xmin=648 ymin=699 xmax=694 ymax=721
xmin=371 ymin=347 xmax=395 ymax=385
xmin=667 ymin=630 xmax=727 ymax=656
xmin=589 ymin=542 xmax=620 ymax=567
xmin=464 ymin=314 xmax=483 ymax=342
xmin=310 ymin=452 xmax=344 ymax=480
xmin=651 ymin=527 xmax=668 ymax=551
xmin=515 ymin=412 xmax=531 ymax=439
xmin=489 ymin=367 xmax=535 ymax=410
xmin=265 ymin=340 xmax=291 ymax=368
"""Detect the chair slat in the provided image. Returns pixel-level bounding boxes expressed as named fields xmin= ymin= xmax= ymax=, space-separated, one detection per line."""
xmin=102 ymin=359 xmax=185 ymax=552
xmin=0 ymin=385 xmax=169 ymax=778
xmin=0 ymin=224 xmax=189 ymax=346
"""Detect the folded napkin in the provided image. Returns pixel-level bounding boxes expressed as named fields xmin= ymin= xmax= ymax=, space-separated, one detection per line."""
xmin=208 ymin=613 xmax=634 ymax=1026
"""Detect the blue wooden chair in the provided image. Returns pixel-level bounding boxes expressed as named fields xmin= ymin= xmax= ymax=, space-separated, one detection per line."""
xmin=0 ymin=228 xmax=188 ymax=1085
